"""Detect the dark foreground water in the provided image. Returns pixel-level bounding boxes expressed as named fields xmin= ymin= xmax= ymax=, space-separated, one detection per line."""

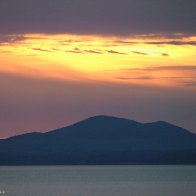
xmin=0 ymin=165 xmax=196 ymax=196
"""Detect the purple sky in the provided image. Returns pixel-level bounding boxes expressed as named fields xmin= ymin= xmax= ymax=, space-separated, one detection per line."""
xmin=0 ymin=73 xmax=195 ymax=138
xmin=0 ymin=0 xmax=195 ymax=35
xmin=0 ymin=0 xmax=196 ymax=138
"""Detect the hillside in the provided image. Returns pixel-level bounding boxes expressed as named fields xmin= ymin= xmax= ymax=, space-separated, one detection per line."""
xmin=0 ymin=115 xmax=196 ymax=165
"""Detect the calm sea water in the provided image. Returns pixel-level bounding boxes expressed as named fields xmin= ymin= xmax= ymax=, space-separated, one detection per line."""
xmin=0 ymin=165 xmax=196 ymax=196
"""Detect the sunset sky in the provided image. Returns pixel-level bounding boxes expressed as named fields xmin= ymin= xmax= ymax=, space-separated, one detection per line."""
xmin=0 ymin=0 xmax=196 ymax=138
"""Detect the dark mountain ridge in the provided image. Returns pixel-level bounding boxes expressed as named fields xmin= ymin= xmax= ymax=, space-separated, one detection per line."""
xmin=0 ymin=115 xmax=196 ymax=165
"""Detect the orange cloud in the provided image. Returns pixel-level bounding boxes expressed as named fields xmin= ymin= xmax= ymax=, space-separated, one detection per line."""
xmin=0 ymin=33 xmax=195 ymax=88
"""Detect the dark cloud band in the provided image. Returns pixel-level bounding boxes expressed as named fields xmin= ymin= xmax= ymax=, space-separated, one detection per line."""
xmin=0 ymin=0 xmax=195 ymax=35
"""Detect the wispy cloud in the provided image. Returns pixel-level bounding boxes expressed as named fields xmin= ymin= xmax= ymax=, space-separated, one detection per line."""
xmin=84 ymin=50 xmax=103 ymax=54
xmin=113 ymin=33 xmax=196 ymax=46
xmin=65 ymin=48 xmax=103 ymax=54
xmin=116 ymin=65 xmax=196 ymax=88
xmin=52 ymin=48 xmax=60 ymax=51
xmin=63 ymin=39 xmax=83 ymax=43
xmin=161 ymin=53 xmax=170 ymax=57
xmin=114 ymin=40 xmax=138 ymax=45
xmin=122 ymin=65 xmax=196 ymax=72
xmin=31 ymin=48 xmax=51 ymax=52
xmin=146 ymin=41 xmax=196 ymax=46
xmin=107 ymin=50 xmax=127 ymax=55
xmin=128 ymin=33 xmax=195 ymax=40
xmin=117 ymin=76 xmax=154 ymax=80
xmin=132 ymin=51 xmax=148 ymax=55
xmin=65 ymin=47 xmax=84 ymax=54
xmin=0 ymin=50 xmax=12 ymax=53
xmin=148 ymin=65 xmax=196 ymax=71
xmin=0 ymin=34 xmax=25 ymax=44
xmin=116 ymin=74 xmax=196 ymax=88
xmin=182 ymin=80 xmax=196 ymax=87
xmin=64 ymin=47 xmax=127 ymax=55
xmin=117 ymin=76 xmax=194 ymax=80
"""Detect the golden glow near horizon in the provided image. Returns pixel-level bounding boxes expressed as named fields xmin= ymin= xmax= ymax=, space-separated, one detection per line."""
xmin=0 ymin=33 xmax=196 ymax=87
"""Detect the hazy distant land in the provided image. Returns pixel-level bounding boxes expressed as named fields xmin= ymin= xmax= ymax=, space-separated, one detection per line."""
xmin=0 ymin=115 xmax=196 ymax=165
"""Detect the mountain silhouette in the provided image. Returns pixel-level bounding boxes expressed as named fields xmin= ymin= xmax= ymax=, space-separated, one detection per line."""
xmin=0 ymin=115 xmax=196 ymax=165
